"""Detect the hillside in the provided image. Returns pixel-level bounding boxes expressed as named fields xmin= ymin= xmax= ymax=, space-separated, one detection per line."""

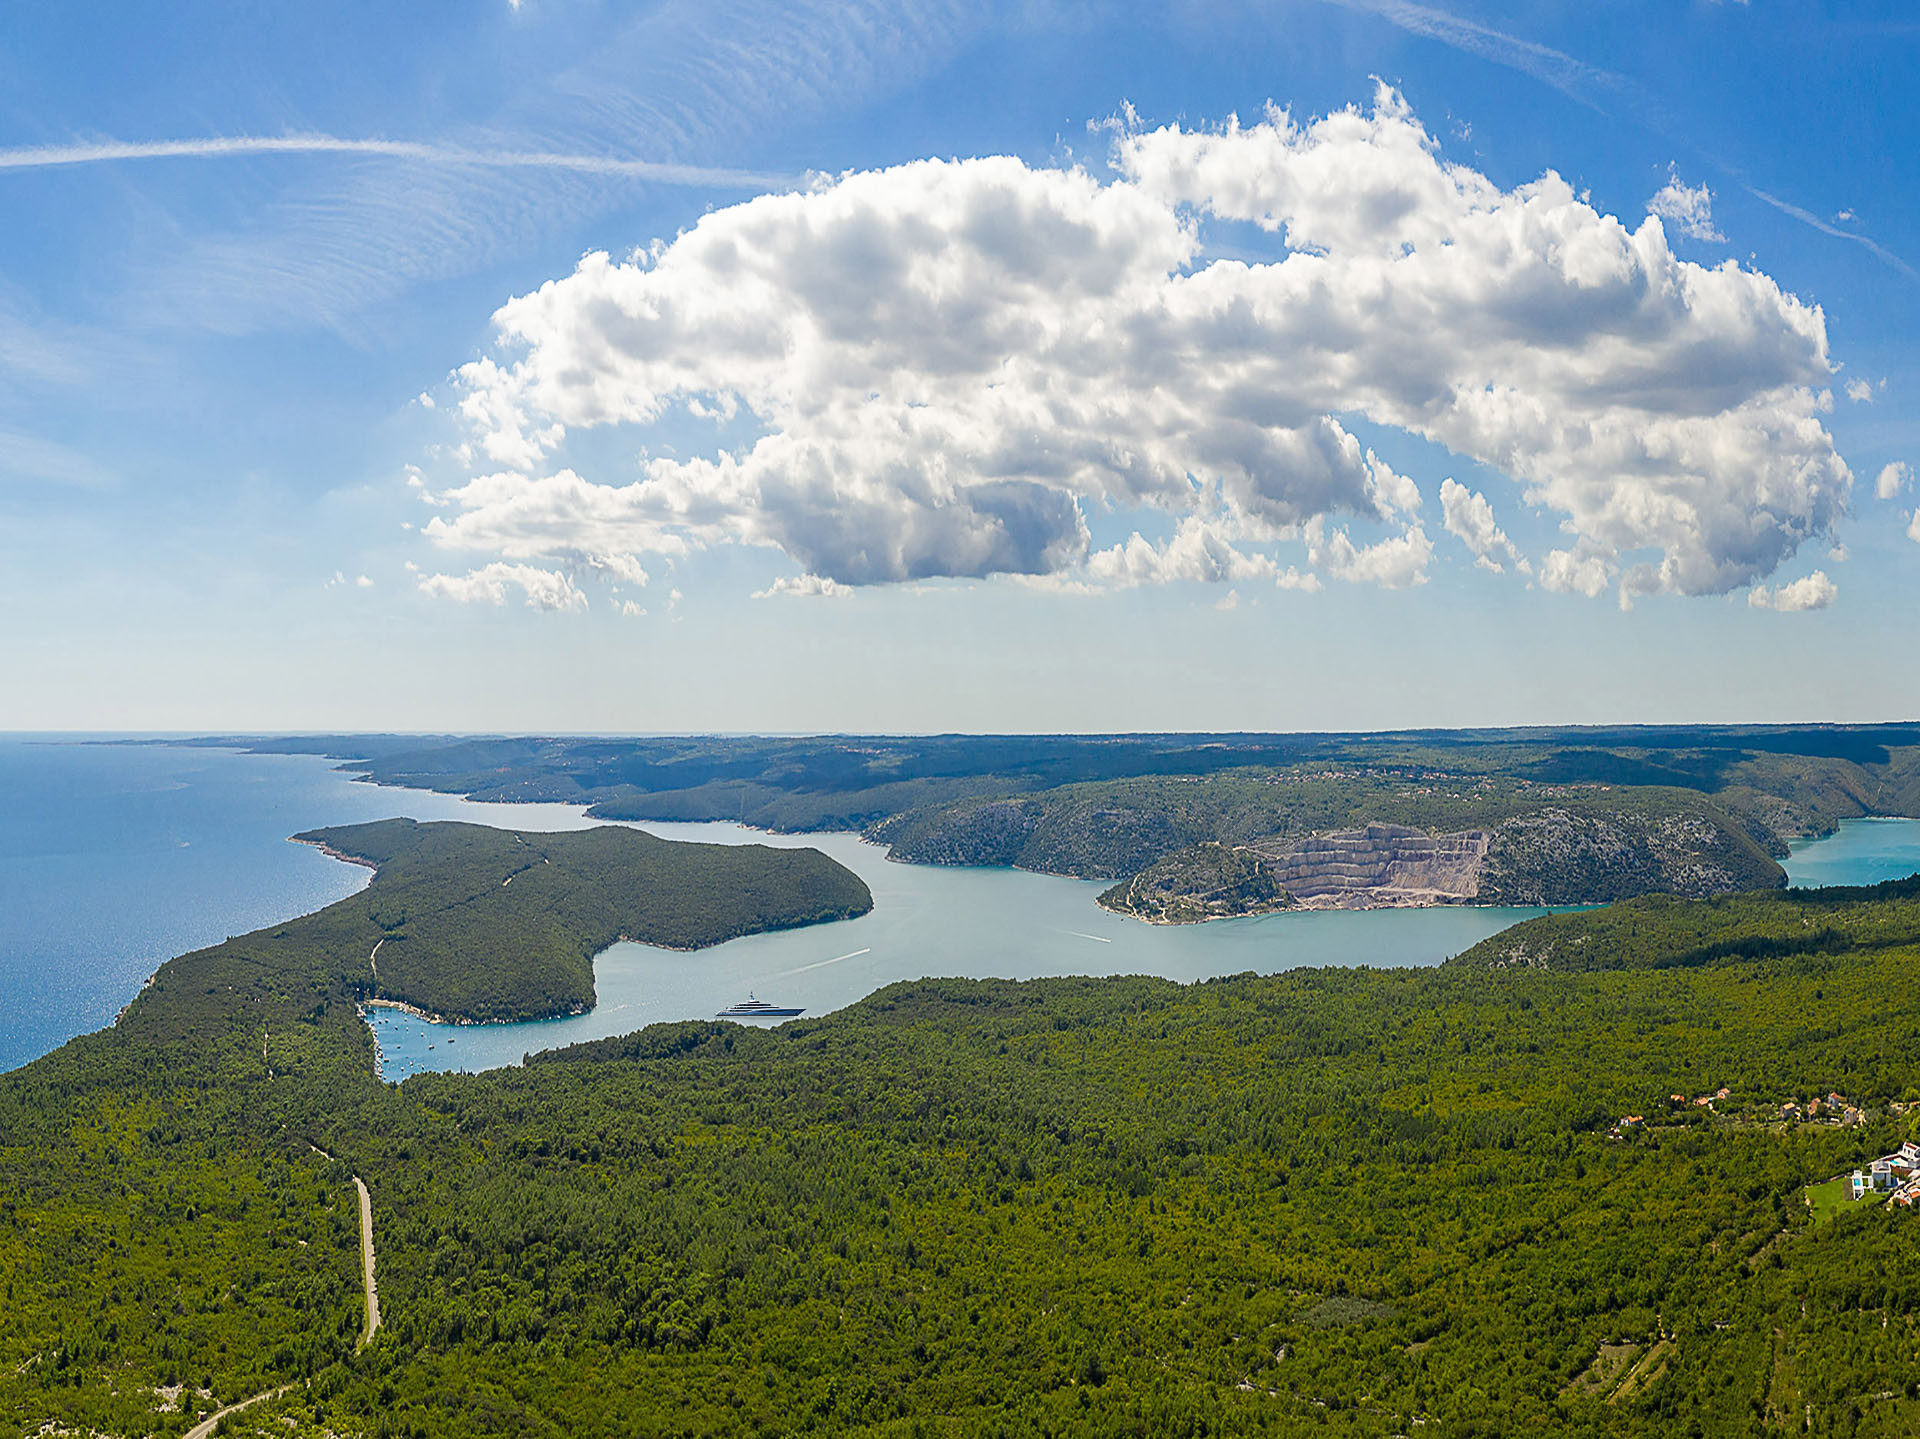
xmin=1452 ymin=872 xmax=1920 ymax=974
xmin=184 ymin=728 xmax=1920 ymax=912
xmin=9 ymin=836 xmax=1920 ymax=1432
xmin=111 ymin=819 xmax=871 ymax=1061
xmin=292 ymin=819 xmax=873 ymax=1022
xmin=1096 ymin=841 xmax=1294 ymax=923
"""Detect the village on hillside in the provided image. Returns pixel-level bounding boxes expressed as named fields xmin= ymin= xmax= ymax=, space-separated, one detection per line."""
xmin=1609 ymin=1089 xmax=1920 ymax=1210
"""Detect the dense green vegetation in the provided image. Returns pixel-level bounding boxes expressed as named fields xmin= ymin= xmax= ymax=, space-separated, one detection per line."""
xmin=196 ymin=725 xmax=1920 ymax=906
xmin=10 ymin=814 xmax=1920 ymax=1433
xmin=296 ymin=819 xmax=872 ymax=1021
xmin=884 ymin=776 xmax=1782 ymax=902
xmin=1098 ymin=841 xmax=1293 ymax=922
xmin=204 ymin=727 xmax=1920 ymax=843
xmin=1454 ymin=873 xmax=1920 ymax=974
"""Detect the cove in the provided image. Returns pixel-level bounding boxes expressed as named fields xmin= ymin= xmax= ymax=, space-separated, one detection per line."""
xmin=0 ymin=737 xmax=610 ymax=1074
xmin=1782 ymin=816 xmax=1920 ymax=889
xmin=366 ymin=816 xmax=1920 ymax=1078
xmin=365 ymin=821 xmax=1554 ymax=1077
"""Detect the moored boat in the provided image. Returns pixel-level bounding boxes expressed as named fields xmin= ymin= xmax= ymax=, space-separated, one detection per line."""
xmin=717 ymin=993 xmax=805 ymax=1019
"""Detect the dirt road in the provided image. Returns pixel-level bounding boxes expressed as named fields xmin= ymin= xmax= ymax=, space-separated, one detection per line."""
xmin=354 ymin=1174 xmax=381 ymax=1347
xmin=177 ymin=1167 xmax=381 ymax=1434
xmin=182 ymin=1383 xmax=295 ymax=1439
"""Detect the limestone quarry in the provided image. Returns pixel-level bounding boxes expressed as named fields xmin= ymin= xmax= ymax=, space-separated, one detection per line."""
xmin=1247 ymin=823 xmax=1493 ymax=907
xmin=1099 ymin=808 xmax=1778 ymax=923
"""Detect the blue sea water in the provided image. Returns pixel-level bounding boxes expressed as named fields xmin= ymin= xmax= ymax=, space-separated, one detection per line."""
xmin=5 ymin=734 xmax=1920 ymax=1080
xmin=0 ymin=736 xmax=599 ymax=1072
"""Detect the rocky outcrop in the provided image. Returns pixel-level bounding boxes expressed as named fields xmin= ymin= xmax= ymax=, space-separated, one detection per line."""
xmin=1100 ymin=826 xmax=1495 ymax=923
xmin=1476 ymin=806 xmax=1782 ymax=905
xmin=1098 ymin=843 xmax=1293 ymax=923
xmin=1098 ymin=805 xmax=1783 ymax=924
xmin=879 ymin=781 xmax=1785 ymax=916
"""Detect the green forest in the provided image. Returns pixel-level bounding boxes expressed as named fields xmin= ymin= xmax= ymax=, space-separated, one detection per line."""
xmin=194 ymin=726 xmax=1920 ymax=908
xmin=292 ymin=819 xmax=873 ymax=1021
xmin=1454 ymin=872 xmax=1920 ymax=974
xmin=7 ymin=819 xmax=1920 ymax=1435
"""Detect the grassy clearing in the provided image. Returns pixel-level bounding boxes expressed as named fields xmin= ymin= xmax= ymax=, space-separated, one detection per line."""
xmin=1564 ymin=1342 xmax=1641 ymax=1397
xmin=1806 ymin=1173 xmax=1860 ymax=1224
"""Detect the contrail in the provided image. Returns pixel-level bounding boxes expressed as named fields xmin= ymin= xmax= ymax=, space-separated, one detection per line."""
xmin=1745 ymin=186 xmax=1920 ymax=284
xmin=776 ymin=946 xmax=872 ymax=977
xmin=1315 ymin=0 xmax=1920 ymax=285
xmin=0 ymin=134 xmax=797 ymax=190
xmin=1311 ymin=0 xmax=1646 ymax=117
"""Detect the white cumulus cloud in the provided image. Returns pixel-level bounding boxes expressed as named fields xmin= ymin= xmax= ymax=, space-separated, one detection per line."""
xmin=1438 ymin=478 xmax=1530 ymax=574
xmin=1307 ymin=519 xmax=1433 ymax=588
xmin=753 ymin=573 xmax=854 ymax=599
xmin=1748 ymin=571 xmax=1837 ymax=611
xmin=1647 ymin=168 xmax=1725 ymax=243
xmin=1877 ymin=461 xmax=1912 ymax=500
xmin=418 ymin=562 xmax=587 ymax=611
xmin=428 ymin=86 xmax=1850 ymax=604
xmin=1089 ymin=518 xmax=1278 ymax=588
xmin=1538 ymin=544 xmax=1613 ymax=599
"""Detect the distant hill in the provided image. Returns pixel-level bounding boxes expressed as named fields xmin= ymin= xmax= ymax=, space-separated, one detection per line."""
xmin=186 ymin=726 xmax=1920 ymax=913
xmin=1452 ymin=872 xmax=1920 ymax=974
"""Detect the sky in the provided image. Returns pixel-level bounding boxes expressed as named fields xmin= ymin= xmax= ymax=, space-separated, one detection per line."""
xmin=1 ymin=1 xmax=1916 ymax=734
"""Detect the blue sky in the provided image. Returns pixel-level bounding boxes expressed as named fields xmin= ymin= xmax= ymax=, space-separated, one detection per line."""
xmin=1 ymin=1 xmax=1916 ymax=732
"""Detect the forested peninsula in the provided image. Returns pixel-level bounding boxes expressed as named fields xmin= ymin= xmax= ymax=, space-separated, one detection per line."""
xmin=8 ymin=809 xmax=1920 ymax=1434
xmin=187 ymin=725 xmax=1920 ymax=918
xmin=286 ymin=819 xmax=873 ymax=1023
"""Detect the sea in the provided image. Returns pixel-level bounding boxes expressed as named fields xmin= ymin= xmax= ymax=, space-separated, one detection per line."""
xmin=3 ymin=734 xmax=1917 ymax=1079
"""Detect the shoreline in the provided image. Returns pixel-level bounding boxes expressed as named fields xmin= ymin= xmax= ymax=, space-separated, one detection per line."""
xmin=288 ymin=835 xmax=380 ymax=872
xmin=361 ymin=995 xmax=592 ymax=1029
xmin=71 ymin=745 xmax=1920 ymax=1068
xmin=148 ymin=737 xmax=1877 ymax=898
xmin=1099 ymin=888 xmax=1492 ymax=927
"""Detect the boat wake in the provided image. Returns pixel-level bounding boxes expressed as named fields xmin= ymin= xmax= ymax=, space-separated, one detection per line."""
xmin=777 ymin=946 xmax=873 ymax=977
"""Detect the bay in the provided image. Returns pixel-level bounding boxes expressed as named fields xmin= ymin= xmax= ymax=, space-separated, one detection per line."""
xmin=362 ymin=815 xmax=1920 ymax=1077
xmin=367 ymin=823 xmax=1560 ymax=1076
xmin=6 ymin=735 xmax=1919 ymax=1082
xmin=0 ymin=736 xmax=600 ymax=1072
xmin=1782 ymin=816 xmax=1920 ymax=889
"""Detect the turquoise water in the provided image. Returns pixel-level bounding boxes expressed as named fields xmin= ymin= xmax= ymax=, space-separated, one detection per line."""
xmin=362 ymin=815 xmax=1920 ymax=1078
xmin=7 ymin=736 xmax=1920 ymax=1081
xmin=1783 ymin=817 xmax=1920 ymax=889
xmin=364 ymin=822 xmax=1567 ymax=1076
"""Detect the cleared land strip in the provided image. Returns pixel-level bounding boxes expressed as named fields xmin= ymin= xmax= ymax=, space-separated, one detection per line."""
xmin=174 ymin=1170 xmax=379 ymax=1435
xmin=355 ymin=1174 xmax=382 ymax=1347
